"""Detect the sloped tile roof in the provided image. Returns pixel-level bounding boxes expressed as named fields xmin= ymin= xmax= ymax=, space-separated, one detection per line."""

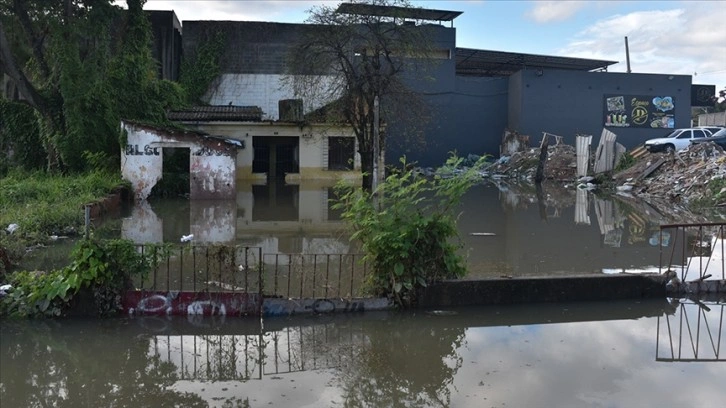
xmin=168 ymin=105 xmax=263 ymax=122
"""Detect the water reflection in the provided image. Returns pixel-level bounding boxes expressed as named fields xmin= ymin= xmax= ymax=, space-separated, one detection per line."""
xmin=2 ymin=299 xmax=724 ymax=407
xmin=121 ymin=181 xmax=353 ymax=256
xmin=114 ymin=180 xmax=726 ymax=278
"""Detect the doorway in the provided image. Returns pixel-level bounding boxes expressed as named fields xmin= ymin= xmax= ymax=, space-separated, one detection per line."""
xmin=252 ymin=136 xmax=299 ymax=179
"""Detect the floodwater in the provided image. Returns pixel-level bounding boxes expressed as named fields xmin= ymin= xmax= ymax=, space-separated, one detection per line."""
xmin=19 ymin=180 xmax=726 ymax=279
xmin=1 ymin=298 xmax=724 ymax=407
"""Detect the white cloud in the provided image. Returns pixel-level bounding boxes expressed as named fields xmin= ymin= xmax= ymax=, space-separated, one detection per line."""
xmin=526 ymin=1 xmax=586 ymax=23
xmin=559 ymin=4 xmax=726 ymax=86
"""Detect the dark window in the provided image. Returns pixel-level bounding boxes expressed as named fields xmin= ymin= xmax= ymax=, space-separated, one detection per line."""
xmin=328 ymin=137 xmax=355 ymax=170
xmin=676 ymin=130 xmax=692 ymax=139
xmin=692 ymin=130 xmax=707 ymax=138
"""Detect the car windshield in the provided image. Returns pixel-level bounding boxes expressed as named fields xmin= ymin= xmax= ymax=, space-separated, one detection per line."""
xmin=662 ymin=130 xmax=682 ymax=139
xmin=712 ymin=128 xmax=726 ymax=137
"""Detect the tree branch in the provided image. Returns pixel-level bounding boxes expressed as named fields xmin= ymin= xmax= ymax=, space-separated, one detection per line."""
xmin=13 ymin=0 xmax=51 ymax=78
xmin=0 ymin=17 xmax=45 ymax=109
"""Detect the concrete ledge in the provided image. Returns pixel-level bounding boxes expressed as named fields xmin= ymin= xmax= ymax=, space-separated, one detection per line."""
xmin=417 ymin=274 xmax=667 ymax=307
xmin=262 ymin=297 xmax=392 ymax=317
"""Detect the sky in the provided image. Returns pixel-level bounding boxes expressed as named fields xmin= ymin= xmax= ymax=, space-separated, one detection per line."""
xmin=131 ymin=0 xmax=726 ymax=89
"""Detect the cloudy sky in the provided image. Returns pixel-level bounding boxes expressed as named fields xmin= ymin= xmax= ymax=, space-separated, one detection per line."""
xmin=133 ymin=0 xmax=726 ymax=88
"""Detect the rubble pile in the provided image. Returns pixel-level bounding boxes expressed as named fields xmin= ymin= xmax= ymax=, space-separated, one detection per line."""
xmin=614 ymin=142 xmax=726 ymax=206
xmin=488 ymin=144 xmax=577 ymax=181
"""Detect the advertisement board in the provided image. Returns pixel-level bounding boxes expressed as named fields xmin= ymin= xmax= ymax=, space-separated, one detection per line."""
xmin=604 ymin=95 xmax=675 ymax=129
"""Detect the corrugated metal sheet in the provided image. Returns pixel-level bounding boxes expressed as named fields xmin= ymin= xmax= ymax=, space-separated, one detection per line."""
xmin=576 ymin=135 xmax=592 ymax=177
xmin=593 ymin=128 xmax=617 ymax=174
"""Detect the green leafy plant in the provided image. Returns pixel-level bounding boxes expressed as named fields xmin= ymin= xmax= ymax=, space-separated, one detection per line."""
xmin=0 ymin=239 xmax=160 ymax=318
xmin=614 ymin=152 xmax=636 ymax=172
xmin=333 ymin=155 xmax=488 ymax=307
xmin=179 ymin=31 xmax=226 ymax=105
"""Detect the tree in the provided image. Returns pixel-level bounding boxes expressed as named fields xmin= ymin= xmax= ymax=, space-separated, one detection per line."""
xmin=0 ymin=0 xmax=184 ymax=172
xmin=713 ymin=86 xmax=726 ymax=112
xmin=286 ymin=0 xmax=435 ymax=191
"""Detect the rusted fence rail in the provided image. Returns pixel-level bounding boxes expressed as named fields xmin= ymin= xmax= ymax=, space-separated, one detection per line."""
xmin=659 ymin=222 xmax=726 ymax=283
xmin=129 ymin=244 xmax=368 ymax=299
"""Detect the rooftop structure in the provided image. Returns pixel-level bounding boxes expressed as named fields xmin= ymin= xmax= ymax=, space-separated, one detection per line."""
xmin=455 ymin=48 xmax=617 ymax=77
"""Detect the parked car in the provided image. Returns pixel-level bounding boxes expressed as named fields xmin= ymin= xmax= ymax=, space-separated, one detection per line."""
xmin=644 ymin=127 xmax=717 ymax=153
xmin=695 ymin=126 xmax=725 ymax=134
xmin=690 ymin=128 xmax=726 ymax=149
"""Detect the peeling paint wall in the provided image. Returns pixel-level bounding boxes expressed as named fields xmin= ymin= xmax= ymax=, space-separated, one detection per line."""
xmin=121 ymin=124 xmax=164 ymax=201
xmin=121 ymin=121 xmax=238 ymax=201
xmin=190 ymin=145 xmax=236 ymax=199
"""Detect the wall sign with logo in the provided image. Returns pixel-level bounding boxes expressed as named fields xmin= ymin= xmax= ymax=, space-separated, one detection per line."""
xmin=691 ymin=85 xmax=715 ymax=107
xmin=604 ymin=95 xmax=675 ymax=129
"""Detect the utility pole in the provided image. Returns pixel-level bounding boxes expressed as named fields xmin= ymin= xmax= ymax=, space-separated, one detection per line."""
xmin=624 ymin=36 xmax=632 ymax=74
xmin=372 ymin=95 xmax=380 ymax=196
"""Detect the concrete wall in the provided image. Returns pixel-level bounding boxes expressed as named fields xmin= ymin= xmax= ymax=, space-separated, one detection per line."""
xmin=121 ymin=121 xmax=238 ymax=200
xmin=508 ymin=69 xmax=693 ymax=149
xmin=698 ymin=111 xmax=726 ymax=126
xmin=182 ymin=122 xmax=360 ymax=181
xmin=147 ymin=11 xmax=182 ymax=81
xmin=389 ymin=75 xmax=509 ymax=166
xmin=205 ymin=74 xmax=338 ymax=120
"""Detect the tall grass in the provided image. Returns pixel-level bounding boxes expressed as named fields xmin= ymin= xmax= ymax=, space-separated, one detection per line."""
xmin=0 ymin=170 xmax=126 ymax=237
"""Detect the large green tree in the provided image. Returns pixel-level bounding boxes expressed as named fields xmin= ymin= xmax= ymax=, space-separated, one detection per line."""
xmin=0 ymin=0 xmax=183 ymax=172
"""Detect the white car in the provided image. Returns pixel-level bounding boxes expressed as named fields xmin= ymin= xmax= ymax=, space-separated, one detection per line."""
xmin=644 ymin=128 xmax=716 ymax=153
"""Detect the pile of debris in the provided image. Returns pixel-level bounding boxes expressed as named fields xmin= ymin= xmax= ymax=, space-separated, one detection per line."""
xmin=613 ymin=142 xmax=726 ymax=206
xmin=488 ymin=144 xmax=578 ymax=181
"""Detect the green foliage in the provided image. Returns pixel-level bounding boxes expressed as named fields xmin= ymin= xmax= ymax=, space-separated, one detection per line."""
xmin=0 ymin=170 xmax=125 ymax=237
xmin=0 ymin=99 xmax=46 ymax=175
xmin=698 ymin=177 xmax=726 ymax=208
xmin=333 ymin=155 xmax=487 ymax=307
xmin=2 ymin=0 xmax=188 ymax=172
xmin=614 ymin=152 xmax=636 ymax=172
xmin=179 ymin=31 xmax=226 ymax=105
xmin=0 ymin=239 xmax=159 ymax=318
xmin=0 ymin=171 xmax=127 ymax=275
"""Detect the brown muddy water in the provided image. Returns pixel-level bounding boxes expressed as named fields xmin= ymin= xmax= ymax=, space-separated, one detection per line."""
xmin=5 ymin=182 xmax=726 ymax=407
xmin=1 ymin=298 xmax=724 ymax=407
xmin=20 ymin=180 xmax=726 ymax=278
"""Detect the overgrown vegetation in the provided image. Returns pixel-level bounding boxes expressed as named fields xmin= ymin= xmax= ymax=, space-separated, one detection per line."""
xmin=0 ymin=239 xmax=158 ymax=317
xmin=614 ymin=152 xmax=636 ymax=173
xmin=0 ymin=171 xmax=126 ymax=275
xmin=333 ymin=155 xmax=488 ymax=307
xmin=179 ymin=30 xmax=226 ymax=105
xmin=0 ymin=0 xmax=186 ymax=173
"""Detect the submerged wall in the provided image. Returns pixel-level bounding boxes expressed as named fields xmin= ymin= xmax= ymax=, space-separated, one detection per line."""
xmin=121 ymin=121 xmax=238 ymax=200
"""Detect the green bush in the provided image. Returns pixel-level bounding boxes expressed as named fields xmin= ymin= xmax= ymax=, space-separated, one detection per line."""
xmin=333 ymin=155 xmax=487 ymax=307
xmin=1 ymin=239 xmax=159 ymax=318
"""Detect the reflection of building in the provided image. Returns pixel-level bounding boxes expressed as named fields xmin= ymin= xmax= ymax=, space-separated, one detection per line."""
xmin=121 ymin=180 xmax=352 ymax=254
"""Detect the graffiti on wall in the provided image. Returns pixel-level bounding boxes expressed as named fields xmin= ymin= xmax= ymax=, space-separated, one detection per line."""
xmin=262 ymin=297 xmax=391 ymax=316
xmin=125 ymin=144 xmax=161 ymax=156
xmin=123 ymin=291 xmax=260 ymax=316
